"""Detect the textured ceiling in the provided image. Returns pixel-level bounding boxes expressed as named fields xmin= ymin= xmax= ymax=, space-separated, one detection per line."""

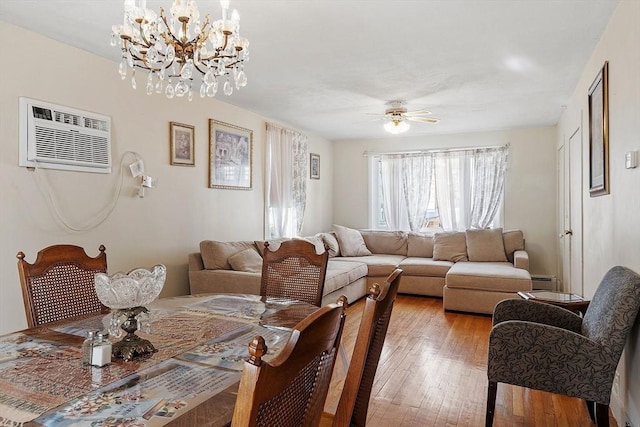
xmin=0 ymin=0 xmax=619 ymax=140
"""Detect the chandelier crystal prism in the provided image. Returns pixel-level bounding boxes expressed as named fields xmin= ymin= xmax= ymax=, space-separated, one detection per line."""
xmin=111 ymin=0 xmax=249 ymax=101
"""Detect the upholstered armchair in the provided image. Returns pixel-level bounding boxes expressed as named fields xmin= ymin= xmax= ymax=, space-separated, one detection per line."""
xmin=486 ymin=266 xmax=640 ymax=427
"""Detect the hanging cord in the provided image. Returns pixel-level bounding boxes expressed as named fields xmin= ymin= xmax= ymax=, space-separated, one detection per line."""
xmin=32 ymin=151 xmax=142 ymax=232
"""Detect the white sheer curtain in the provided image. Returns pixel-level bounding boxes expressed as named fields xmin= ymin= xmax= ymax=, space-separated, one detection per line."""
xmin=470 ymin=146 xmax=509 ymax=228
xmin=434 ymin=150 xmax=473 ymax=231
xmin=379 ymin=155 xmax=409 ymax=230
xmin=402 ymin=154 xmax=434 ymax=231
xmin=434 ymin=146 xmax=508 ymax=231
xmin=265 ymin=123 xmax=308 ymax=238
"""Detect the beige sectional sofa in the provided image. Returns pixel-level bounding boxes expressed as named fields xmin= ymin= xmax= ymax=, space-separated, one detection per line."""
xmin=188 ymin=227 xmax=532 ymax=314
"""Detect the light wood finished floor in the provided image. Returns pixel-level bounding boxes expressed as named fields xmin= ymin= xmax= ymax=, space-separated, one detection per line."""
xmin=322 ymin=294 xmax=617 ymax=427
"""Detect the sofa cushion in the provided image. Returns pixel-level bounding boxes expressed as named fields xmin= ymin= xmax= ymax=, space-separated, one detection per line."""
xmin=502 ymin=229 xmax=525 ymax=263
xmin=359 ymin=230 xmax=407 ymax=255
xmin=333 ymin=224 xmax=372 ymax=257
xmin=433 ymin=232 xmax=468 ymax=262
xmin=407 ymin=232 xmax=434 ymax=258
xmin=446 ymin=262 xmax=531 ymax=292
xmin=399 ymin=257 xmax=453 ymax=277
xmin=465 ymin=228 xmax=508 ymax=262
xmin=339 ymin=254 xmax=404 ymax=276
xmin=324 ymin=259 xmax=368 ymax=295
xmin=200 ymin=240 xmax=257 ymax=270
xmin=228 ymin=248 xmax=263 ymax=273
xmin=317 ymin=232 xmax=340 ymax=257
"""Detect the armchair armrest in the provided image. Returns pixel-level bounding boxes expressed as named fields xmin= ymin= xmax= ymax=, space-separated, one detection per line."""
xmin=493 ymin=299 xmax=582 ymax=332
xmin=488 ymin=321 xmax=616 ymax=402
xmin=513 ymin=250 xmax=529 ymax=270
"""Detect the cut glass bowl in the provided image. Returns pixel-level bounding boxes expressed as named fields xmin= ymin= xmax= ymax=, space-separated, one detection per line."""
xmin=94 ymin=264 xmax=166 ymax=309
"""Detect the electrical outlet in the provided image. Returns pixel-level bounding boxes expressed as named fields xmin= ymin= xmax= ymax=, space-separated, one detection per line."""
xmin=614 ymin=372 xmax=621 ymax=394
xmin=626 ymin=416 xmax=635 ymax=427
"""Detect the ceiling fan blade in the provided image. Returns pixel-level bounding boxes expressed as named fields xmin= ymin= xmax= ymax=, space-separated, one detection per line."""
xmin=407 ymin=116 xmax=439 ymax=124
xmin=403 ymin=109 xmax=432 ymax=116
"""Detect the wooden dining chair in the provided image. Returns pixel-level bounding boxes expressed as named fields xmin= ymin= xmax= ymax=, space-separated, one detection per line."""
xmin=17 ymin=244 xmax=108 ymax=328
xmin=260 ymin=239 xmax=329 ymax=307
xmin=323 ymin=268 xmax=403 ymax=427
xmin=231 ymin=296 xmax=348 ymax=427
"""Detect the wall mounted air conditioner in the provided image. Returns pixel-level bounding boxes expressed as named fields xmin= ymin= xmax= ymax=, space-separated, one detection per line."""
xmin=19 ymin=97 xmax=112 ymax=173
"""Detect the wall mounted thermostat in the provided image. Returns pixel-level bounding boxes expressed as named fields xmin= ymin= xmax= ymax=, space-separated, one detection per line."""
xmin=625 ymin=151 xmax=638 ymax=169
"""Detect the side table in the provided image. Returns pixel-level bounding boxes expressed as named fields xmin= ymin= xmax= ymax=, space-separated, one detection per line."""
xmin=517 ymin=290 xmax=590 ymax=316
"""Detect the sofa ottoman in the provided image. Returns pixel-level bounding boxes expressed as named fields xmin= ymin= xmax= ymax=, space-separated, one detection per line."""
xmin=443 ymin=261 xmax=532 ymax=314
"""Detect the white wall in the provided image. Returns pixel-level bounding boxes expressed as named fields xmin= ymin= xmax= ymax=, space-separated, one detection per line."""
xmin=0 ymin=23 xmax=334 ymax=334
xmin=333 ymin=126 xmax=558 ymax=276
xmin=556 ymin=1 xmax=640 ymax=424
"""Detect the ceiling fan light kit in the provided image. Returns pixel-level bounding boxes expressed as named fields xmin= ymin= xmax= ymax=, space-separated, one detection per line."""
xmin=111 ymin=0 xmax=249 ymax=101
xmin=384 ymin=119 xmax=410 ymax=134
xmin=379 ymin=101 xmax=439 ymax=135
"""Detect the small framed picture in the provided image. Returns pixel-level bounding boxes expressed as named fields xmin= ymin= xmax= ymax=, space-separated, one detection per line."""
xmin=310 ymin=153 xmax=320 ymax=179
xmin=209 ymin=120 xmax=253 ymax=190
xmin=170 ymin=122 xmax=195 ymax=166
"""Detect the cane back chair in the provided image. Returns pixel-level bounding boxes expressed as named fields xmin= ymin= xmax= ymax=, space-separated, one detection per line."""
xmin=326 ymin=268 xmax=403 ymax=427
xmin=231 ymin=296 xmax=348 ymax=427
xmin=17 ymin=244 xmax=108 ymax=328
xmin=260 ymin=239 xmax=329 ymax=307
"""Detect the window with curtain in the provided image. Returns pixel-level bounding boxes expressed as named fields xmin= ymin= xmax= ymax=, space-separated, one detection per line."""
xmin=370 ymin=145 xmax=508 ymax=232
xmin=265 ymin=123 xmax=308 ymax=238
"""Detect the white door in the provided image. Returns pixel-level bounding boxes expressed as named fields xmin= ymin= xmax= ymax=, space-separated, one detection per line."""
xmin=558 ymin=144 xmax=569 ymax=291
xmin=568 ymin=127 xmax=583 ymax=296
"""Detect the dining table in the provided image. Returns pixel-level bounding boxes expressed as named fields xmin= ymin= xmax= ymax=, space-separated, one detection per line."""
xmin=0 ymin=293 xmax=319 ymax=427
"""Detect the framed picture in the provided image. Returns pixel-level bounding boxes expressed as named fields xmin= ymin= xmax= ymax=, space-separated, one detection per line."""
xmin=169 ymin=122 xmax=195 ymax=166
xmin=588 ymin=61 xmax=609 ymax=197
xmin=209 ymin=120 xmax=253 ymax=190
xmin=310 ymin=153 xmax=320 ymax=179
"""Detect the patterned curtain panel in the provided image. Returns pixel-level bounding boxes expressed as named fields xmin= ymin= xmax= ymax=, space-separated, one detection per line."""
xmin=470 ymin=146 xmax=509 ymax=228
xmin=265 ymin=123 xmax=307 ymax=238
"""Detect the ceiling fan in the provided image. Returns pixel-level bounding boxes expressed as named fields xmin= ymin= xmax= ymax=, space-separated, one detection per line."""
xmin=370 ymin=101 xmax=439 ymax=134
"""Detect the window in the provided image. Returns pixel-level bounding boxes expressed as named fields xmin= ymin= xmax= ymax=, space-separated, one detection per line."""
xmin=368 ymin=146 xmax=508 ymax=232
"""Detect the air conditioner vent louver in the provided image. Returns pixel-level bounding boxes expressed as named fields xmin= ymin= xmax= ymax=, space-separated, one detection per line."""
xmin=20 ymin=97 xmax=112 ymax=173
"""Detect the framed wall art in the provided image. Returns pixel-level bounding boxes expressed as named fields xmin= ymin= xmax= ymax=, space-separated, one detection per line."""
xmin=310 ymin=153 xmax=320 ymax=179
xmin=209 ymin=120 xmax=253 ymax=190
xmin=588 ymin=61 xmax=609 ymax=197
xmin=169 ymin=122 xmax=195 ymax=166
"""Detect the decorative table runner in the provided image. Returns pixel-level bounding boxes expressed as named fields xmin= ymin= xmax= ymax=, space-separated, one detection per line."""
xmin=0 ymin=294 xmax=311 ymax=426
xmin=0 ymin=312 xmax=245 ymax=425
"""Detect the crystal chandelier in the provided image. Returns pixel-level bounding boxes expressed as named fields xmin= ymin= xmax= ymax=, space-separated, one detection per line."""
xmin=111 ymin=0 xmax=249 ymax=101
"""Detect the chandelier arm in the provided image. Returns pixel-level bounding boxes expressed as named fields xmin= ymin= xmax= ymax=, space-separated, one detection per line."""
xmin=192 ymin=62 xmax=209 ymax=76
xmin=134 ymin=21 xmax=155 ymax=51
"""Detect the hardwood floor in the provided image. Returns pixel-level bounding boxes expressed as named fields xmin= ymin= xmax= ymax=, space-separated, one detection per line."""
xmin=322 ymin=294 xmax=617 ymax=427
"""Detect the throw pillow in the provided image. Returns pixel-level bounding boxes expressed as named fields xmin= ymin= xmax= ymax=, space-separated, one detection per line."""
xmin=318 ymin=232 xmax=340 ymax=257
xmin=432 ymin=232 xmax=468 ymax=262
xmin=227 ymin=248 xmax=263 ymax=273
xmin=333 ymin=224 xmax=372 ymax=257
xmin=465 ymin=228 xmax=508 ymax=262
xmin=294 ymin=235 xmax=327 ymax=255
xmin=502 ymin=229 xmax=525 ymax=263
xmin=254 ymin=238 xmax=289 ymax=257
xmin=200 ymin=240 xmax=257 ymax=270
